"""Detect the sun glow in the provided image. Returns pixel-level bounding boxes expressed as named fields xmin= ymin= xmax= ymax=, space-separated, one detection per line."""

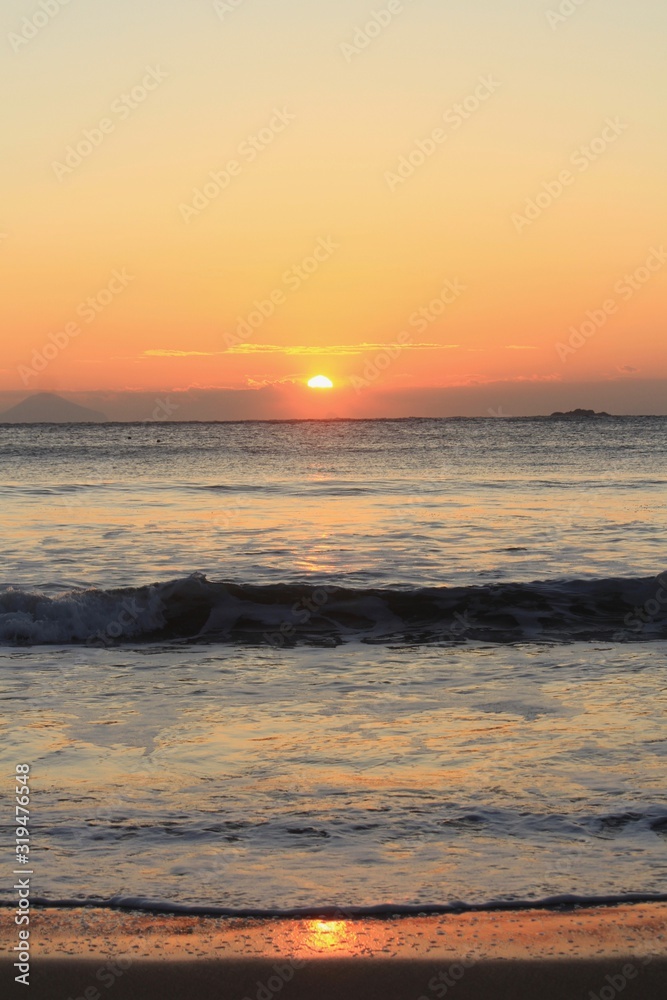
xmin=307 ymin=376 xmax=334 ymax=389
xmin=304 ymin=920 xmax=355 ymax=952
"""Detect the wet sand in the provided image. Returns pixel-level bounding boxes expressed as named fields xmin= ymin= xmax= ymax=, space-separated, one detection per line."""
xmin=2 ymin=903 xmax=666 ymax=998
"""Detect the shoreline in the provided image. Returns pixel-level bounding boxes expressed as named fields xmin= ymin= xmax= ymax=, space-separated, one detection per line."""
xmin=3 ymin=889 xmax=667 ymax=918
xmin=2 ymin=902 xmax=665 ymax=999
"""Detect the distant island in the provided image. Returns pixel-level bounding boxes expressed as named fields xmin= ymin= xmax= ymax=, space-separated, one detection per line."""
xmin=549 ymin=409 xmax=611 ymax=418
xmin=0 ymin=392 xmax=107 ymax=423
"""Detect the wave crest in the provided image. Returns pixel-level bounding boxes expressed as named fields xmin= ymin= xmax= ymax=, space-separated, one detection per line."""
xmin=1 ymin=572 xmax=666 ymax=647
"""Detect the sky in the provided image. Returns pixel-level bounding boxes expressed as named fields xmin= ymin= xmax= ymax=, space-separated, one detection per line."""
xmin=1 ymin=0 xmax=666 ymax=418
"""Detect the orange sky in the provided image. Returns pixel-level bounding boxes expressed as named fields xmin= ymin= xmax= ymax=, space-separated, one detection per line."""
xmin=2 ymin=0 xmax=666 ymax=415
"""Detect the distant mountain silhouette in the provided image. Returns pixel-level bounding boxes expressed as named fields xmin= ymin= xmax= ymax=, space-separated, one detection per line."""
xmin=0 ymin=393 xmax=107 ymax=423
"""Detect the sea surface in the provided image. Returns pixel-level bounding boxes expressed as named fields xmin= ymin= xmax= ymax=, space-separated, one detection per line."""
xmin=1 ymin=418 xmax=666 ymax=911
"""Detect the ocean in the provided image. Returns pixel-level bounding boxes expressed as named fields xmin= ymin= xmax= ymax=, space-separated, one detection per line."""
xmin=1 ymin=417 xmax=666 ymax=913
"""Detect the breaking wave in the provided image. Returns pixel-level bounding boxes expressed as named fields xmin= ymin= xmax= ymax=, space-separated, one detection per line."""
xmin=1 ymin=572 xmax=666 ymax=646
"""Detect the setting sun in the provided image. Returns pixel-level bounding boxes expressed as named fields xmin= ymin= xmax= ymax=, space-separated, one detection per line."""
xmin=307 ymin=376 xmax=334 ymax=389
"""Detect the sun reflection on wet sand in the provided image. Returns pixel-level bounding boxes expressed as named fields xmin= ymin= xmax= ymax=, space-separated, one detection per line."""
xmin=303 ymin=920 xmax=357 ymax=955
xmin=9 ymin=907 xmax=667 ymax=965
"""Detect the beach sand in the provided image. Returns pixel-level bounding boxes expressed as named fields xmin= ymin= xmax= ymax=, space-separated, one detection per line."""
xmin=2 ymin=903 xmax=665 ymax=999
